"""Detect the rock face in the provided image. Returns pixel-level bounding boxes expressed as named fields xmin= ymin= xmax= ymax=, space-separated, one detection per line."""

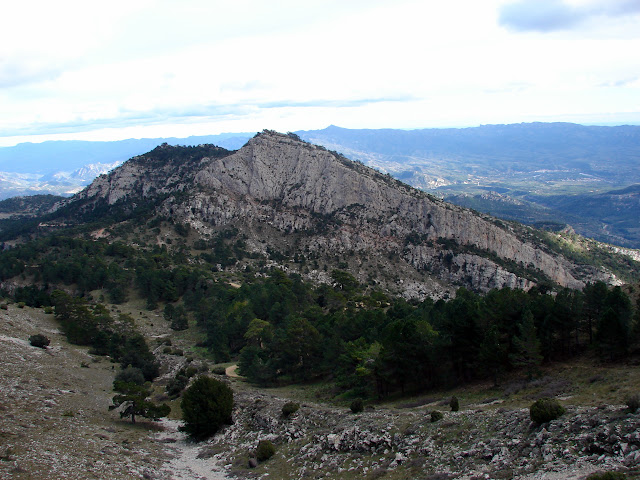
xmin=62 ymin=131 xmax=612 ymax=296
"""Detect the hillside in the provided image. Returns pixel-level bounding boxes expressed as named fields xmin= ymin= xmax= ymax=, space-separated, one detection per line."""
xmin=2 ymin=297 xmax=640 ymax=479
xmin=297 ymin=123 xmax=640 ymax=248
xmin=45 ymin=130 xmax=630 ymax=297
xmin=1 ymin=132 xmax=640 ymax=479
xmin=1 ymin=123 xmax=639 ymax=248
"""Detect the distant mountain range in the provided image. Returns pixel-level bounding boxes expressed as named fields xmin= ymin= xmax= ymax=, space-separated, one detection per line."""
xmin=0 ymin=123 xmax=638 ymax=247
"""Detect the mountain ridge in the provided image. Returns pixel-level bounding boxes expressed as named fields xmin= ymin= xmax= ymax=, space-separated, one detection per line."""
xmin=49 ymin=130 xmax=623 ymax=298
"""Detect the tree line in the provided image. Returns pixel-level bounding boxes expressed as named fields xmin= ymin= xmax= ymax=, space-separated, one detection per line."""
xmin=1 ymin=233 xmax=638 ymax=401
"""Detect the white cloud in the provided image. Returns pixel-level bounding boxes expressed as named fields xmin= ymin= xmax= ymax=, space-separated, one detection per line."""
xmin=0 ymin=0 xmax=638 ymax=146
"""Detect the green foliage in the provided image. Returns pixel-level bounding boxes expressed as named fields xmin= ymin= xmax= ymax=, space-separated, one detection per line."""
xmin=115 ymin=366 xmax=145 ymax=386
xmin=350 ymin=398 xmax=364 ymax=414
xmin=110 ymin=381 xmax=170 ymax=424
xmin=586 ymin=472 xmax=627 ymax=480
xmin=29 ymin=334 xmax=50 ymax=349
xmin=596 ymin=286 xmax=633 ymax=360
xmin=282 ymin=402 xmax=300 ymax=418
xmin=50 ymin=290 xmax=159 ymax=380
xmin=449 ymin=396 xmax=459 ymax=412
xmin=529 ymin=398 xmax=565 ymax=424
xmin=430 ymin=410 xmax=444 ymax=423
xmin=256 ymin=439 xmax=276 ymax=462
xmin=626 ymin=394 xmax=640 ymax=413
xmin=211 ymin=365 xmax=227 ymax=375
xmin=166 ymin=366 xmax=199 ymax=398
xmin=510 ymin=310 xmax=543 ymax=380
xmin=180 ymin=376 xmax=233 ymax=440
xmin=1 ymin=223 xmax=638 ymax=405
xmin=165 ymin=303 xmax=189 ymax=331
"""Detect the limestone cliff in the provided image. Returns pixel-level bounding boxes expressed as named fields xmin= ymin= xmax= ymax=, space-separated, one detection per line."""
xmin=62 ymin=131 xmax=615 ymax=297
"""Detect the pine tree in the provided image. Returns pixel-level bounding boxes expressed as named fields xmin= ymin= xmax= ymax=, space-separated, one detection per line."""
xmin=510 ymin=310 xmax=543 ymax=380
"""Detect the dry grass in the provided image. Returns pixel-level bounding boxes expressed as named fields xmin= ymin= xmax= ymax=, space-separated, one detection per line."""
xmin=0 ymin=305 xmax=169 ymax=479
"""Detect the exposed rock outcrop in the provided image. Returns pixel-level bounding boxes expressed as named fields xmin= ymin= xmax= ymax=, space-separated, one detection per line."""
xmin=58 ymin=131 xmax=616 ymax=297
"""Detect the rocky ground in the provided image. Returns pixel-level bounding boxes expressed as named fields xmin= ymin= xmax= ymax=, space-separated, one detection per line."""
xmin=2 ymin=304 xmax=640 ymax=479
xmin=186 ymin=386 xmax=640 ymax=480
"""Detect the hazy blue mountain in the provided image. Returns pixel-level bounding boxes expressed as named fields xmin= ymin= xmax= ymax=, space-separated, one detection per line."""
xmin=297 ymin=123 xmax=640 ymax=185
xmin=0 ymin=133 xmax=255 ymax=174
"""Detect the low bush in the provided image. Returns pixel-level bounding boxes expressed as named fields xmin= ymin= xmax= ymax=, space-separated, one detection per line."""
xmin=586 ymin=472 xmax=627 ymax=480
xmin=350 ymin=398 xmax=364 ymax=414
xmin=211 ymin=365 xmax=227 ymax=376
xmin=282 ymin=402 xmax=300 ymax=417
xmin=626 ymin=394 xmax=640 ymax=413
xmin=430 ymin=410 xmax=444 ymax=423
xmin=256 ymin=439 xmax=276 ymax=462
xmin=450 ymin=396 xmax=459 ymax=412
xmin=180 ymin=376 xmax=234 ymax=440
xmin=29 ymin=334 xmax=50 ymax=349
xmin=530 ymin=398 xmax=565 ymax=424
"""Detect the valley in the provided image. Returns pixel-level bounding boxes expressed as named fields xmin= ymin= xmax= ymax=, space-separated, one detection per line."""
xmin=2 ymin=302 xmax=640 ymax=479
xmin=0 ymin=130 xmax=638 ymax=479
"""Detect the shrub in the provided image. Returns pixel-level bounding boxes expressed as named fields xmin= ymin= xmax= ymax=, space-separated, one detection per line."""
xmin=450 ymin=396 xmax=459 ymax=412
xmin=282 ymin=402 xmax=300 ymax=418
xmin=530 ymin=398 xmax=565 ymax=424
xmin=43 ymin=306 xmax=54 ymax=314
xmin=256 ymin=439 xmax=276 ymax=462
xmin=350 ymin=398 xmax=364 ymax=414
xmin=166 ymin=374 xmax=189 ymax=399
xmin=114 ymin=366 xmax=145 ymax=386
xmin=626 ymin=394 xmax=640 ymax=413
xmin=0 ymin=304 xmax=7 ymax=310
xmin=17 ymin=302 xmax=25 ymax=309
xmin=430 ymin=410 xmax=444 ymax=423
xmin=586 ymin=472 xmax=627 ymax=480
xmin=211 ymin=365 xmax=227 ymax=376
xmin=29 ymin=334 xmax=50 ymax=349
xmin=180 ymin=376 xmax=233 ymax=440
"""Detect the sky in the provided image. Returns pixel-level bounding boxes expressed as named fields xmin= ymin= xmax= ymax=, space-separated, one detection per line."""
xmin=1 ymin=0 xmax=639 ymax=146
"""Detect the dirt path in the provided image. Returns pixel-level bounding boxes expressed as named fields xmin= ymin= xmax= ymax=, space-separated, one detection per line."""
xmin=225 ymin=364 xmax=240 ymax=378
xmin=155 ymin=419 xmax=231 ymax=480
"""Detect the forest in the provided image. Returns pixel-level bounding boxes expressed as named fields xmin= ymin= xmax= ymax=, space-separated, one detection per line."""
xmin=1 ymin=233 xmax=638 ymax=401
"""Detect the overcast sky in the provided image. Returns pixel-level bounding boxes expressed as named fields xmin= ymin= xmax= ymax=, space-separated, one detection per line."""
xmin=1 ymin=0 xmax=639 ymax=146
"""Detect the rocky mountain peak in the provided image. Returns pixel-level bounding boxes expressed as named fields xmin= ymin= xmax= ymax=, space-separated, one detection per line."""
xmin=55 ymin=131 xmax=618 ymax=298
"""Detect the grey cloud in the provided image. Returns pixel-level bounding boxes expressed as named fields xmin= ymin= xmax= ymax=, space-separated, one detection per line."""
xmin=257 ymin=96 xmax=417 ymax=109
xmin=598 ymin=77 xmax=639 ymax=87
xmin=499 ymin=0 xmax=640 ymax=32
xmin=0 ymin=59 xmax=65 ymax=89
xmin=0 ymin=96 xmax=414 ymax=138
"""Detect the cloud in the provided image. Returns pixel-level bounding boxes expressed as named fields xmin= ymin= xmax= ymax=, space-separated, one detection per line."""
xmin=498 ymin=0 xmax=640 ymax=32
xmin=0 ymin=58 xmax=66 ymax=89
xmin=257 ymin=96 xmax=417 ymax=110
xmin=598 ymin=77 xmax=640 ymax=88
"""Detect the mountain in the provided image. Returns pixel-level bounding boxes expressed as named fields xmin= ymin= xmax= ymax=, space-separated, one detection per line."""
xmin=43 ymin=131 xmax=631 ymax=298
xmin=0 ymin=133 xmax=255 ymax=200
xmin=296 ymin=123 xmax=640 ymax=247
xmin=2 ymin=123 xmax=639 ymax=248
